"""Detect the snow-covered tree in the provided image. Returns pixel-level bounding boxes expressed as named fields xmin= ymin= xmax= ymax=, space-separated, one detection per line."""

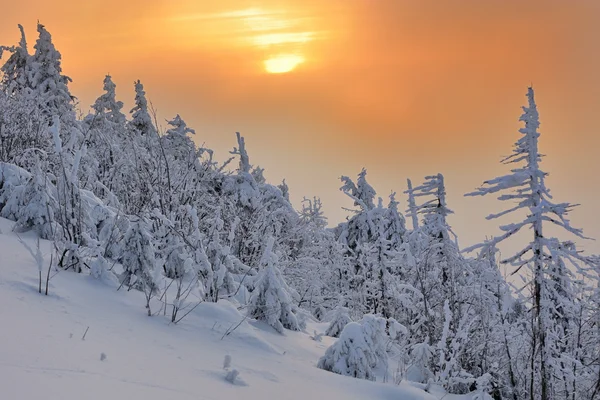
xmin=457 ymin=245 xmax=520 ymax=399
xmin=340 ymin=168 xmax=376 ymax=211
xmin=278 ymin=179 xmax=290 ymax=202
xmin=0 ymin=24 xmax=29 ymax=96
xmin=407 ymin=174 xmax=465 ymax=334
xmin=247 ymin=237 xmax=304 ymax=334
xmin=299 ymin=196 xmax=327 ymax=228
xmin=80 ymin=75 xmax=128 ymax=200
xmin=27 ymin=23 xmax=74 ymax=120
xmin=162 ymin=114 xmax=195 ymax=160
xmin=284 ymin=196 xmax=343 ymax=315
xmin=336 ymin=169 xmax=411 ymax=319
xmin=120 ymin=216 xmax=160 ymax=316
xmin=0 ymin=27 xmax=49 ymax=165
xmin=152 ymin=211 xmax=206 ymax=323
xmin=223 ymin=132 xmax=298 ymax=272
xmin=90 ymin=75 xmax=126 ymax=127
xmin=403 ymin=173 xmax=484 ymax=393
xmin=120 ymin=80 xmax=159 ymax=214
xmin=129 ymin=80 xmax=155 ymax=137
xmin=224 ymin=132 xmax=259 ymax=208
xmin=465 ymin=87 xmax=600 ymax=400
xmin=13 ymin=159 xmax=57 ymax=239
xmin=45 ymin=115 xmax=89 ymax=273
xmin=406 ymin=342 xmax=434 ymax=384
xmin=200 ymin=207 xmax=240 ymax=301
xmin=157 ymin=114 xmax=203 ymax=215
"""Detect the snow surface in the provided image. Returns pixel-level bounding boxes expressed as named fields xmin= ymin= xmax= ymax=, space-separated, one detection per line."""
xmin=0 ymin=217 xmax=468 ymax=400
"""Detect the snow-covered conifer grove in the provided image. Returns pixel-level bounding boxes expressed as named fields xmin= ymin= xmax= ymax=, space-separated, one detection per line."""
xmin=0 ymin=24 xmax=598 ymax=400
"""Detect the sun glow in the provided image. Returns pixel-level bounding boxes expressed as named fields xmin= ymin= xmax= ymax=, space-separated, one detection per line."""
xmin=264 ymin=54 xmax=305 ymax=74
xmin=167 ymin=5 xmax=331 ymax=74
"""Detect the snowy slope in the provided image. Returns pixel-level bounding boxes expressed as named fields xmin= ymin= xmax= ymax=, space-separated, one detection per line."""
xmin=0 ymin=217 xmax=447 ymax=400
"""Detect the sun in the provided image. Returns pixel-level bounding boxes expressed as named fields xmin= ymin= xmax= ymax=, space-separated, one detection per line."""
xmin=264 ymin=54 xmax=305 ymax=74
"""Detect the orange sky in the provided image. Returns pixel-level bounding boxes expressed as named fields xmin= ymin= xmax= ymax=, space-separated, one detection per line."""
xmin=2 ymin=0 xmax=600 ymax=259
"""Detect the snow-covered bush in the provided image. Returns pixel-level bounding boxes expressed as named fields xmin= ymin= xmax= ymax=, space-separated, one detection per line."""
xmin=89 ymin=255 xmax=118 ymax=285
xmin=317 ymin=314 xmax=389 ymax=381
xmin=325 ymin=306 xmax=352 ymax=338
xmin=405 ymin=342 xmax=434 ymax=384
xmin=318 ymin=322 xmax=375 ymax=380
xmin=0 ymin=162 xmax=31 ymax=219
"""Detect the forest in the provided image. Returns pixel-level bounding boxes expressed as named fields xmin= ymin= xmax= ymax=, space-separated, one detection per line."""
xmin=0 ymin=23 xmax=599 ymax=400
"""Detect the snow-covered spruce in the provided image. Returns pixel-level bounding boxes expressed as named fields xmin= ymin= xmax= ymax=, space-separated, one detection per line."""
xmin=27 ymin=23 xmax=74 ymax=120
xmin=9 ymin=162 xmax=57 ymax=239
xmin=247 ymin=237 xmax=304 ymax=334
xmin=119 ymin=216 xmax=160 ymax=316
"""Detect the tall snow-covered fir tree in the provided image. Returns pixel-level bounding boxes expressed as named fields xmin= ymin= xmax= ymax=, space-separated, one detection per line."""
xmin=466 ymin=87 xmax=600 ymax=400
xmin=27 ymin=23 xmax=74 ymax=121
